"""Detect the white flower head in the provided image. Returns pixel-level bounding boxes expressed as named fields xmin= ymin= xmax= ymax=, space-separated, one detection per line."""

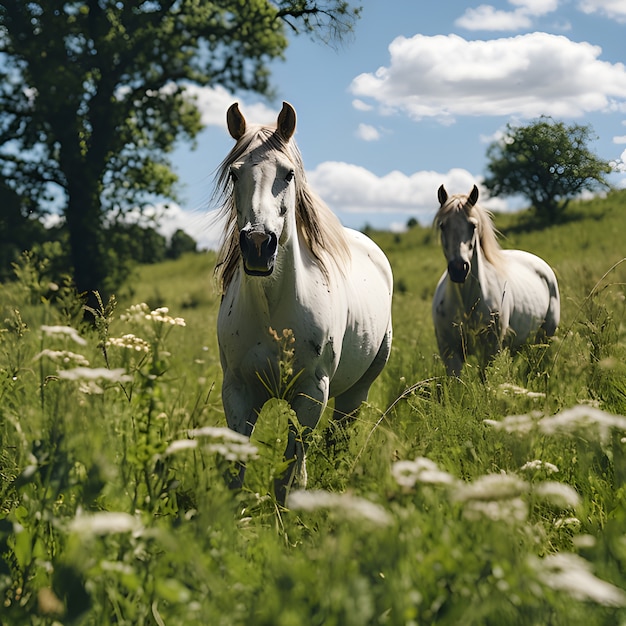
xmin=533 ymin=552 xmax=626 ymax=607
xmin=106 ymin=334 xmax=151 ymax=352
xmin=498 ymin=383 xmax=546 ymax=399
xmin=40 ymin=325 xmax=87 ymax=346
xmin=186 ymin=426 xmax=258 ymax=463
xmin=534 ymin=481 xmax=581 ymax=510
xmin=69 ymin=512 xmax=142 ymax=536
xmin=33 ymin=349 xmax=90 ymax=367
xmin=57 ymin=367 xmax=132 ymax=383
xmin=454 ymin=473 xmax=528 ymax=502
xmin=520 ymin=459 xmax=559 ymax=474
xmin=287 ymin=489 xmax=392 ymax=527
xmin=539 ymin=405 xmax=626 ymax=444
xmin=463 ymin=497 xmax=528 ymax=523
xmin=484 ymin=411 xmax=543 ymax=435
xmin=392 ymin=457 xmax=457 ymax=489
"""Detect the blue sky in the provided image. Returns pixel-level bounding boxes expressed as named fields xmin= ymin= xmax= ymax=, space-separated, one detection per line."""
xmin=160 ymin=0 xmax=626 ymax=248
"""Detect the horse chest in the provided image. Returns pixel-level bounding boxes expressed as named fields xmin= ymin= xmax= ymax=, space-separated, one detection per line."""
xmin=218 ymin=283 xmax=339 ymax=378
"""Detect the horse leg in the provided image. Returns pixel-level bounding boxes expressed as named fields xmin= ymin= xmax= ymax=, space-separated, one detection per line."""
xmin=324 ymin=328 xmax=392 ymax=454
xmin=274 ymin=374 xmax=330 ymax=504
xmin=332 ymin=327 xmax=392 ymax=421
xmin=221 ymin=370 xmax=258 ymax=489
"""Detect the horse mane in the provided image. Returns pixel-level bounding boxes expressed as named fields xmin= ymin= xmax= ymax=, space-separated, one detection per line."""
xmin=435 ymin=191 xmax=506 ymax=270
xmin=212 ymin=123 xmax=351 ymax=293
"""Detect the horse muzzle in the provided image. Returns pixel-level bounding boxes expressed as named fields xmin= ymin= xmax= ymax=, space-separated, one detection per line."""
xmin=448 ymin=259 xmax=470 ymax=283
xmin=239 ymin=229 xmax=278 ymax=276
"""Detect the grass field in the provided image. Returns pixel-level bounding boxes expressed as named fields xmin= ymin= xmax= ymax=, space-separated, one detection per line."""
xmin=1 ymin=190 xmax=625 ymax=625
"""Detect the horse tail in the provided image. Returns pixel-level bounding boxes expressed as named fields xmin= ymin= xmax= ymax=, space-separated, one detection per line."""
xmin=542 ymin=268 xmax=561 ymax=337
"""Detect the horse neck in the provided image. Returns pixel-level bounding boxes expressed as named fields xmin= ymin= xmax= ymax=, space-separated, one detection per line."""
xmin=451 ymin=237 xmax=494 ymax=307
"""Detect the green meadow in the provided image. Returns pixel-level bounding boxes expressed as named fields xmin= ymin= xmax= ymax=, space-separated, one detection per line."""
xmin=1 ymin=190 xmax=625 ymax=625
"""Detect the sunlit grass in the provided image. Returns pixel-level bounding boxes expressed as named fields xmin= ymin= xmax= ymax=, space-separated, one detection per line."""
xmin=0 ymin=192 xmax=625 ymax=624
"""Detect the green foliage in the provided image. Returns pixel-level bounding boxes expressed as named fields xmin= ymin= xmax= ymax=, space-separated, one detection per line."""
xmin=0 ymin=0 xmax=360 ymax=300
xmin=167 ymin=228 xmax=198 ymax=260
xmin=484 ymin=117 xmax=612 ymax=222
xmin=0 ymin=194 xmax=625 ymax=623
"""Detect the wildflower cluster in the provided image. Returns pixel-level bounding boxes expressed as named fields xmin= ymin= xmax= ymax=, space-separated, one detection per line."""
xmin=120 ymin=303 xmax=185 ymax=327
xmin=105 ymin=334 xmax=150 ymax=353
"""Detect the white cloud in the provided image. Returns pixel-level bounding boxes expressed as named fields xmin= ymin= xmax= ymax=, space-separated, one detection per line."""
xmin=579 ymin=0 xmax=626 ymax=23
xmin=123 ymin=202 xmax=223 ymax=250
xmin=352 ymin=98 xmax=373 ymax=112
xmin=350 ymin=33 xmax=626 ymax=122
xmin=355 ymin=123 xmax=381 ymax=141
xmin=456 ymin=0 xmax=559 ymax=31
xmin=614 ymin=135 xmax=626 ymax=144
xmin=182 ymin=84 xmax=278 ymax=130
xmin=306 ymin=162 xmax=500 ymax=223
xmin=456 ymin=5 xmax=533 ymax=30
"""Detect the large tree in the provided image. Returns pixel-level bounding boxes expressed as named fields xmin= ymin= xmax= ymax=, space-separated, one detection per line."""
xmin=483 ymin=117 xmax=612 ymax=222
xmin=0 ymin=0 xmax=359 ymax=304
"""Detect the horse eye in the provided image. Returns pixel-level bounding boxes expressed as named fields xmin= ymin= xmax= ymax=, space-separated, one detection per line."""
xmin=230 ymin=170 xmax=239 ymax=183
xmin=285 ymin=169 xmax=295 ymax=183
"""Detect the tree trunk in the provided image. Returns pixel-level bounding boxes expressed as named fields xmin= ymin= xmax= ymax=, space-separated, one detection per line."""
xmin=65 ymin=175 xmax=108 ymax=313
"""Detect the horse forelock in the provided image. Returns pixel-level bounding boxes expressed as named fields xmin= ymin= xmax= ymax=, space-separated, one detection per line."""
xmin=435 ymin=192 xmax=505 ymax=271
xmin=213 ymin=124 xmax=351 ymax=293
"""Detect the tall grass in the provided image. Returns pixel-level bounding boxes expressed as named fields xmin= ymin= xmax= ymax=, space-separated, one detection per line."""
xmin=0 ymin=192 xmax=625 ymax=624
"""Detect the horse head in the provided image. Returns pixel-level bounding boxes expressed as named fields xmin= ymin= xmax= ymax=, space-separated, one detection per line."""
xmin=226 ymin=102 xmax=298 ymax=276
xmin=437 ymin=184 xmax=480 ymax=283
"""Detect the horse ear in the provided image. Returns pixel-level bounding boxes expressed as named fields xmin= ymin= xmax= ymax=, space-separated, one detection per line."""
xmin=277 ymin=102 xmax=296 ymax=142
xmin=438 ymin=185 xmax=448 ymax=206
xmin=468 ymin=184 xmax=479 ymax=207
xmin=227 ymin=103 xmax=246 ymax=140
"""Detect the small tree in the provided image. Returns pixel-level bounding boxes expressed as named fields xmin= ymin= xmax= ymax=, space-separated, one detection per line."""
xmin=167 ymin=229 xmax=197 ymax=260
xmin=484 ymin=117 xmax=612 ymax=222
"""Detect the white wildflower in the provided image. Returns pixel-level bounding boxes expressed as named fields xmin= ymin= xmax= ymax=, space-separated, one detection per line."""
xmin=463 ymin=497 xmax=528 ymax=523
xmin=573 ymin=534 xmax=596 ymax=549
xmin=287 ymin=489 xmax=392 ymax=527
xmin=539 ymin=405 xmax=626 ymax=444
xmin=33 ymin=349 xmax=90 ymax=367
xmin=554 ymin=517 xmax=582 ymax=530
xmin=40 ymin=325 xmax=87 ymax=346
xmin=454 ymin=473 xmax=528 ymax=502
xmin=533 ymin=552 xmax=626 ymax=607
xmin=454 ymin=473 xmax=529 ymax=523
xmin=484 ymin=411 xmax=543 ymax=435
xmin=69 ymin=512 xmax=142 ymax=536
xmin=520 ymin=460 xmax=559 ymax=474
xmin=120 ymin=303 xmax=150 ymax=322
xmin=57 ymin=367 xmax=132 ymax=383
xmin=188 ymin=426 xmax=250 ymax=444
xmin=205 ymin=442 xmax=259 ymax=462
xmin=534 ymin=481 xmax=581 ymax=510
xmin=146 ymin=306 xmax=186 ymax=326
xmin=164 ymin=440 xmax=198 ymax=455
xmin=392 ymin=457 xmax=457 ymax=489
xmin=186 ymin=426 xmax=258 ymax=462
xmin=106 ymin=334 xmax=151 ymax=352
xmin=498 ymin=383 xmax=546 ymax=399
xmin=78 ymin=381 xmax=105 ymax=395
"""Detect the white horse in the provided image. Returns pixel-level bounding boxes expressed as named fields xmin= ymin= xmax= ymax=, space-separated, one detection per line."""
xmin=432 ymin=184 xmax=560 ymax=377
xmin=214 ymin=102 xmax=393 ymax=499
